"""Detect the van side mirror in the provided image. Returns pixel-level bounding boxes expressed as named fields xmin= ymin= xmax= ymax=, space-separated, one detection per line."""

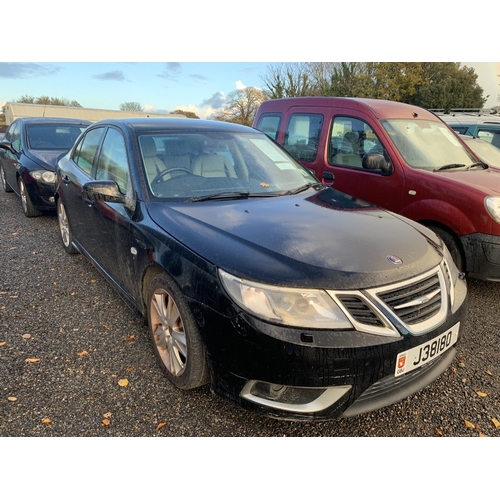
xmin=362 ymin=153 xmax=392 ymax=176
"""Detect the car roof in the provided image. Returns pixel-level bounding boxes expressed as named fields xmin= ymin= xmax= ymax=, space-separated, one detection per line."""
xmin=90 ymin=117 xmax=259 ymax=134
xmin=16 ymin=117 xmax=92 ymax=125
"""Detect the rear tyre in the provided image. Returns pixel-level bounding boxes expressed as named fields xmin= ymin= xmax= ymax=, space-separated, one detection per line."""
xmin=57 ymin=199 xmax=78 ymax=254
xmin=18 ymin=178 xmax=42 ymax=217
xmin=147 ymin=273 xmax=210 ymax=390
xmin=0 ymin=165 xmax=13 ymax=192
xmin=429 ymin=225 xmax=465 ymax=272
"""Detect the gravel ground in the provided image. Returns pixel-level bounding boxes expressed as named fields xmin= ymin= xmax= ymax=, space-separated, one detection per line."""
xmin=1 ymin=186 xmax=499 ymax=438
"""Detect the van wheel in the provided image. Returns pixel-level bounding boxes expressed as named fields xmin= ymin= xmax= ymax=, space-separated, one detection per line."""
xmin=147 ymin=273 xmax=210 ymax=390
xmin=429 ymin=225 xmax=464 ymax=272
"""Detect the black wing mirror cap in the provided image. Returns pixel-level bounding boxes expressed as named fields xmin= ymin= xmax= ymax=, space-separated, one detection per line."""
xmin=362 ymin=153 xmax=393 ymax=176
xmin=0 ymin=141 xmax=16 ymax=154
xmin=82 ymin=180 xmax=125 ymax=204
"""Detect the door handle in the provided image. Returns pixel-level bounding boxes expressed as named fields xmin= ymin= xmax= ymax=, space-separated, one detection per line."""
xmin=61 ymin=175 xmax=71 ymax=184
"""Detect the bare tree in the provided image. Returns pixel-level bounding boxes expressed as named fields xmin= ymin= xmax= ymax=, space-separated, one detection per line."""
xmin=119 ymin=102 xmax=143 ymax=112
xmin=173 ymin=109 xmax=200 ymax=119
xmin=16 ymin=95 xmax=82 ymax=106
xmin=260 ymin=63 xmax=315 ymax=98
xmin=212 ymin=87 xmax=268 ymax=126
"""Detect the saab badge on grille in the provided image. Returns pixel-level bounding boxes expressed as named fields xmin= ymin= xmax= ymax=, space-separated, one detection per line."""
xmin=387 ymin=255 xmax=403 ymax=265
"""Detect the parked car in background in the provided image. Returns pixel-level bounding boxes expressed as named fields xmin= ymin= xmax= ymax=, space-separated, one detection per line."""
xmin=458 ymin=134 xmax=500 ymax=168
xmin=55 ymin=117 xmax=467 ymax=421
xmin=253 ymin=97 xmax=500 ymax=281
xmin=0 ymin=117 xmax=90 ymax=216
xmin=435 ymin=110 xmax=500 ymax=150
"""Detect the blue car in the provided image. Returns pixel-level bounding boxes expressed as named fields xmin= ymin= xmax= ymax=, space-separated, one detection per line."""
xmin=0 ymin=117 xmax=90 ymax=216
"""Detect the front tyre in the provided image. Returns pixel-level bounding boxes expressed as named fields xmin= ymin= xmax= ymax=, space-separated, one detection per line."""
xmin=147 ymin=273 xmax=210 ymax=390
xmin=18 ymin=178 xmax=42 ymax=217
xmin=57 ymin=199 xmax=78 ymax=254
xmin=0 ymin=165 xmax=13 ymax=193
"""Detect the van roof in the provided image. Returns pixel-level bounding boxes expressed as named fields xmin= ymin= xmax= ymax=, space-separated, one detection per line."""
xmin=258 ymin=97 xmax=438 ymax=121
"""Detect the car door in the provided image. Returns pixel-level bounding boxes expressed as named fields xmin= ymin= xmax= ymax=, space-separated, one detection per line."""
xmin=82 ymin=126 xmax=140 ymax=299
xmin=322 ymin=113 xmax=405 ymax=212
xmin=1 ymin=120 xmax=22 ymax=192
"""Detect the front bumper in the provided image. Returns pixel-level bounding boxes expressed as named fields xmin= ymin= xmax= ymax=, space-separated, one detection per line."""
xmin=195 ymin=276 xmax=468 ymax=421
xmin=23 ymin=173 xmax=56 ymax=211
xmin=461 ymin=232 xmax=500 ymax=281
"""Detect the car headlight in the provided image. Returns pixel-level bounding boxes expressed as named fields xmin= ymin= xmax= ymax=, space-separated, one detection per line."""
xmin=485 ymin=196 xmax=500 ymax=223
xmin=219 ymin=269 xmax=352 ymax=329
xmin=31 ymin=170 xmax=56 ymax=183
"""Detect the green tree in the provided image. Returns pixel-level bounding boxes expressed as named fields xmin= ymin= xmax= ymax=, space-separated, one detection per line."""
xmin=119 ymin=101 xmax=143 ymax=112
xmin=410 ymin=63 xmax=486 ymax=109
xmin=212 ymin=87 xmax=268 ymax=126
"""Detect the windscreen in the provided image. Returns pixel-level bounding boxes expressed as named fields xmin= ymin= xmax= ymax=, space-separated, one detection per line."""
xmin=27 ymin=124 xmax=88 ymax=150
xmin=382 ymin=119 xmax=476 ymax=169
xmin=138 ymin=130 xmax=318 ymax=199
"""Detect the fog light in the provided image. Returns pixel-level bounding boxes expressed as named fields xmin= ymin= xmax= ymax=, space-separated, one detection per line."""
xmin=240 ymin=380 xmax=351 ymax=413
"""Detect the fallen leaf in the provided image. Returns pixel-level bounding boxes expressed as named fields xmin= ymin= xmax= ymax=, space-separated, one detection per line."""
xmin=22 ymin=334 xmax=31 ymax=339
xmin=118 ymin=379 xmax=129 ymax=387
xmin=7 ymin=396 xmax=17 ymax=402
xmin=102 ymin=419 xmax=110 ymax=426
xmin=91 ymin=280 xmax=97 ymax=283
xmin=492 ymin=418 xmax=500 ymax=429
xmin=77 ymin=350 xmax=88 ymax=356
xmin=486 ymin=370 xmax=493 ymax=376
xmin=477 ymin=392 xmax=488 ymax=398
xmin=70 ymin=292 xmax=76 ymax=296
xmin=126 ymin=367 xmax=134 ymax=372
xmin=479 ymin=432 xmax=488 ymax=437
xmin=464 ymin=420 xmax=475 ymax=429
xmin=42 ymin=418 xmax=52 ymax=424
xmin=126 ymin=335 xmax=135 ymax=341
xmin=103 ymin=324 xmax=109 ymax=329
xmin=0 ymin=341 xmax=6 ymax=347
xmin=459 ymin=359 xmax=466 ymax=365
xmin=103 ymin=412 xmax=112 ymax=418
xmin=156 ymin=422 xmax=167 ymax=430
xmin=435 ymin=428 xmax=443 ymax=436
xmin=25 ymin=358 xmax=40 ymax=363
xmin=9 ymin=295 xmax=18 ymax=299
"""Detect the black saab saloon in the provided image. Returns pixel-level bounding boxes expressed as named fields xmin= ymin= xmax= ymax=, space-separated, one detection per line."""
xmin=54 ymin=117 xmax=467 ymax=421
xmin=0 ymin=117 xmax=90 ymax=216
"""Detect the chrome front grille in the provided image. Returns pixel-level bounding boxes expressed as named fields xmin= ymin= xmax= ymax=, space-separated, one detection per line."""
xmin=377 ymin=273 xmax=442 ymax=325
xmin=328 ymin=265 xmax=448 ymax=338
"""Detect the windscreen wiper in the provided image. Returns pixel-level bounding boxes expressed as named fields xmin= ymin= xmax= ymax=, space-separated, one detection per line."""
xmin=189 ymin=191 xmax=281 ymax=202
xmin=467 ymin=162 xmax=488 ymax=170
xmin=433 ymin=164 xmax=466 ymax=172
xmin=285 ymin=182 xmax=324 ymax=196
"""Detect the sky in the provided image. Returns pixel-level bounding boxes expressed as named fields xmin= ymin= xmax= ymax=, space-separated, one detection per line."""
xmin=2 ymin=61 xmax=499 ymax=120
xmin=2 ymin=2 xmax=499 ymax=120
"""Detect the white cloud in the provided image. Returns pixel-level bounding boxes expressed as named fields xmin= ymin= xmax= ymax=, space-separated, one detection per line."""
xmin=235 ymin=80 xmax=247 ymax=90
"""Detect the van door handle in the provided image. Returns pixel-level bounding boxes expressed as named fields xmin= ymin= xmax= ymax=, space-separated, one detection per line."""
xmin=322 ymin=171 xmax=335 ymax=185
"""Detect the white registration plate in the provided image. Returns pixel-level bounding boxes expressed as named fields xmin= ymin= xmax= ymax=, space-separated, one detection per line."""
xmin=395 ymin=322 xmax=460 ymax=377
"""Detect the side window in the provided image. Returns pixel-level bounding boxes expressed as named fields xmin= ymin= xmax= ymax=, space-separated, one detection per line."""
xmin=95 ymin=128 xmax=129 ymax=194
xmin=7 ymin=121 xmax=21 ymax=151
xmin=329 ymin=116 xmax=385 ymax=169
xmin=477 ymin=128 xmax=500 ymax=149
xmin=72 ymin=127 xmax=105 ymax=175
xmin=283 ymin=114 xmax=323 ymax=162
xmin=255 ymin=113 xmax=282 ymax=141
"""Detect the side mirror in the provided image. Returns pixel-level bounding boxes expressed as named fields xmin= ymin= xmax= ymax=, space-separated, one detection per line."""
xmin=82 ymin=180 xmax=125 ymax=204
xmin=362 ymin=153 xmax=392 ymax=176
xmin=0 ymin=141 xmax=16 ymax=155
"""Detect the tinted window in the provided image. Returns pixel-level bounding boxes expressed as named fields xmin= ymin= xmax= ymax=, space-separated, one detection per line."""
xmin=73 ymin=127 xmax=105 ymax=175
xmin=283 ymin=114 xmax=323 ymax=162
xmin=7 ymin=121 xmax=21 ymax=151
xmin=329 ymin=116 xmax=385 ymax=169
xmin=95 ymin=128 xmax=129 ymax=194
xmin=26 ymin=124 xmax=87 ymax=150
xmin=256 ymin=113 xmax=282 ymax=140
xmin=477 ymin=128 xmax=500 ymax=149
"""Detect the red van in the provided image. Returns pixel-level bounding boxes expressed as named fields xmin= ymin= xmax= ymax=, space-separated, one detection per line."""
xmin=253 ymin=97 xmax=500 ymax=281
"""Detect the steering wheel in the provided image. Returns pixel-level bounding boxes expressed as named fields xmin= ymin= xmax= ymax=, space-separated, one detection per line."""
xmin=152 ymin=168 xmax=193 ymax=184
